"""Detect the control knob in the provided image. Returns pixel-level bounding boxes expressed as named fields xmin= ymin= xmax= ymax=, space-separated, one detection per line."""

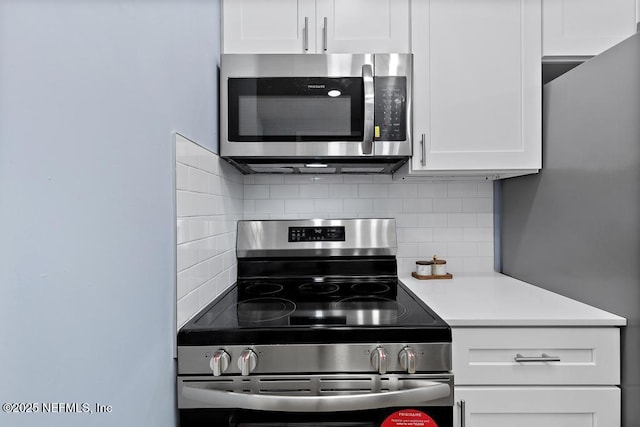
xmin=370 ymin=347 xmax=388 ymax=374
xmin=209 ymin=349 xmax=230 ymax=376
xmin=238 ymin=349 xmax=258 ymax=376
xmin=399 ymin=346 xmax=417 ymax=374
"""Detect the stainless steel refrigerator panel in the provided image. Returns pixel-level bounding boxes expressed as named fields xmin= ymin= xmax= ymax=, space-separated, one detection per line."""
xmin=502 ymin=32 xmax=640 ymax=426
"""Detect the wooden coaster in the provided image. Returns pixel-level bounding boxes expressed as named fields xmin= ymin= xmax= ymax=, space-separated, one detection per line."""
xmin=412 ymin=272 xmax=453 ymax=280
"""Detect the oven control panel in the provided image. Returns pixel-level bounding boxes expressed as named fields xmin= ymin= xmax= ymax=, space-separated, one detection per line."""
xmin=288 ymin=226 xmax=346 ymax=242
xmin=178 ymin=343 xmax=452 ymax=376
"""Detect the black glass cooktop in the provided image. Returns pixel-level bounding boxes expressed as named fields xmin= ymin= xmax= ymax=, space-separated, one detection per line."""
xmin=178 ymin=279 xmax=451 ymax=345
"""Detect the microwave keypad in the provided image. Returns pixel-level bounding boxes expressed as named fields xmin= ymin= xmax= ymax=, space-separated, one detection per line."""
xmin=374 ymin=77 xmax=407 ymax=141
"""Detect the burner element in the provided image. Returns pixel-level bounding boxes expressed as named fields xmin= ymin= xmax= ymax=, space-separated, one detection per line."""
xmin=351 ymin=282 xmax=391 ymax=294
xmin=243 ymin=282 xmax=284 ymax=295
xmin=299 ymin=282 xmax=340 ymax=295
xmin=334 ymin=296 xmax=408 ymax=321
xmin=236 ymin=298 xmax=296 ymax=323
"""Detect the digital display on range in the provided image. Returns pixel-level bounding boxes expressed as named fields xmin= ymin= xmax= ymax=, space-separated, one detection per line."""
xmin=288 ymin=226 xmax=346 ymax=242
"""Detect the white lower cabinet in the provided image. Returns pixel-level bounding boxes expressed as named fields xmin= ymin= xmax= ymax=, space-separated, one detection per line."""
xmin=452 ymin=327 xmax=622 ymax=426
xmin=454 ymin=387 xmax=621 ymax=427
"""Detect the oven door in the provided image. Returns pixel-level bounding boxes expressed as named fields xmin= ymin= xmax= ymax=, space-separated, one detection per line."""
xmin=178 ymin=374 xmax=453 ymax=427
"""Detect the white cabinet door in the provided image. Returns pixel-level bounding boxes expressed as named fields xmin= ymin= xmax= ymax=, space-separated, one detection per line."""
xmin=452 ymin=328 xmax=620 ymax=385
xmin=223 ymin=0 xmax=409 ymax=54
xmin=455 ymin=387 xmax=621 ymax=427
xmin=409 ymin=0 xmax=541 ymax=177
xmin=315 ymin=0 xmax=410 ymax=53
xmin=543 ymin=0 xmax=640 ymax=57
xmin=222 ymin=0 xmax=316 ymax=53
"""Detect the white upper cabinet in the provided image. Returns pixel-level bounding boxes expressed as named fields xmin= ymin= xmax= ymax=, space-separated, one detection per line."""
xmin=543 ymin=0 xmax=640 ymax=57
xmin=406 ymin=0 xmax=542 ymax=178
xmin=315 ymin=0 xmax=410 ymax=53
xmin=222 ymin=0 xmax=316 ymax=54
xmin=222 ymin=0 xmax=410 ymax=54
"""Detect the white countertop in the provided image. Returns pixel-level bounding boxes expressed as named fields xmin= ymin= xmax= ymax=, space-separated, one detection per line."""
xmin=401 ymin=272 xmax=626 ymax=327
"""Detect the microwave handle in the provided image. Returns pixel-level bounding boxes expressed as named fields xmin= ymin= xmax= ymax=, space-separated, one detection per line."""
xmin=362 ymin=64 xmax=375 ymax=155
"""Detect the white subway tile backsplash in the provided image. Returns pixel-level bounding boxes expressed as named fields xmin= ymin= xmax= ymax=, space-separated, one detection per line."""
xmin=477 ymin=242 xmax=494 ymax=256
xmin=188 ymin=168 xmax=209 ymax=193
xmin=417 ymin=214 xmax=448 ymax=228
xmin=373 ymin=199 xmax=403 ymax=213
xmin=478 ymin=182 xmax=493 ymax=197
xmin=388 ymin=183 xmax=418 ymax=199
xmin=418 ymin=242 xmax=447 ymax=258
xmin=209 ymin=174 xmax=222 ymax=196
xmin=252 ymin=175 xmax=285 ymax=185
xmin=462 ymin=198 xmax=493 ymax=213
xmin=200 ymin=155 xmax=219 ymax=175
xmin=373 ymin=175 xmax=393 ymax=183
xmin=359 ymin=184 xmax=388 ymax=198
xmin=447 ymin=242 xmax=478 ymax=257
xmin=299 ymin=184 xmax=329 ymax=199
xmin=177 ymin=290 xmax=199 ymax=331
xmin=477 ymin=213 xmax=494 ymax=227
xmin=241 ymin=172 xmax=496 ymax=276
xmin=463 ymin=227 xmax=493 ymax=242
xmin=400 ymin=228 xmax=433 ymax=243
xmin=328 ymin=184 xmax=359 ymax=198
xmin=397 ymin=242 xmax=419 ymax=257
xmin=403 ymin=198 xmax=433 ymax=213
xmin=433 ymin=228 xmax=464 ymax=242
xmin=176 ymin=219 xmax=190 ymax=245
xmin=243 ymin=185 xmax=269 ymax=199
xmin=313 ymin=199 xmax=344 ymax=213
xmin=176 ymin=163 xmax=189 ymax=191
xmin=198 ymin=278 xmax=217 ymax=307
xmin=343 ymin=175 xmax=374 ymax=184
xmin=255 ymin=199 xmax=285 ymax=214
xmin=344 ymin=199 xmax=374 ymax=213
xmin=285 ymin=199 xmax=315 ymax=213
xmin=417 ymin=183 xmax=448 ymax=198
xmin=243 ymin=199 xmax=255 ymax=213
xmin=270 ymin=184 xmax=300 ymax=199
xmin=447 ymin=213 xmax=477 ymax=227
xmin=463 ymin=257 xmax=494 ymax=272
xmin=395 ymin=214 xmax=419 ymax=228
xmin=433 ymin=198 xmax=462 ymax=213
xmin=175 ymin=134 xmax=243 ymax=330
xmin=447 ymin=182 xmax=478 ymax=197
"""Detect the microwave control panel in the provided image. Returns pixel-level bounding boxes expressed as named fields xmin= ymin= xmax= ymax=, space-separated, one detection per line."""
xmin=374 ymin=77 xmax=407 ymax=141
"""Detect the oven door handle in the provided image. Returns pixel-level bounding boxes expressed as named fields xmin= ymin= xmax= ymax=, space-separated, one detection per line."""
xmin=362 ymin=63 xmax=375 ymax=155
xmin=181 ymin=380 xmax=450 ymax=412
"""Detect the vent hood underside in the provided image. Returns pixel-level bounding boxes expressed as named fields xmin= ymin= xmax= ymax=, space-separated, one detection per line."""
xmin=223 ymin=157 xmax=409 ymax=175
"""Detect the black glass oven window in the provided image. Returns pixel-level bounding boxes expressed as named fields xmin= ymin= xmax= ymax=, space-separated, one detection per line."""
xmin=228 ymin=77 xmax=363 ymax=142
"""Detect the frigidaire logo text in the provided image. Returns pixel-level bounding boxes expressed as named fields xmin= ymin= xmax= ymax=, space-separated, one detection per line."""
xmin=307 ymin=84 xmax=326 ymax=89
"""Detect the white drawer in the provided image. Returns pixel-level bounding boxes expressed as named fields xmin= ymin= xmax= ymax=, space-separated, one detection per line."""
xmin=452 ymin=328 xmax=620 ymax=385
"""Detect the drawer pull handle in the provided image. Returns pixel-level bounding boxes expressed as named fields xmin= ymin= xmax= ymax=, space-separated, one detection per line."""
xmin=514 ymin=353 xmax=561 ymax=363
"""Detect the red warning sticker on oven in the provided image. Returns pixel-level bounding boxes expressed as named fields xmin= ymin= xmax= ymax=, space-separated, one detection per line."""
xmin=381 ymin=409 xmax=438 ymax=427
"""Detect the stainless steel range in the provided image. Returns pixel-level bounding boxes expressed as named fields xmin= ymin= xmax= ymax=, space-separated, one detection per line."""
xmin=177 ymin=218 xmax=453 ymax=426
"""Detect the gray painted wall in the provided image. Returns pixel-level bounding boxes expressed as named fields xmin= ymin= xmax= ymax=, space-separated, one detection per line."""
xmin=502 ymin=32 xmax=640 ymax=426
xmin=0 ymin=1 xmax=219 ymax=426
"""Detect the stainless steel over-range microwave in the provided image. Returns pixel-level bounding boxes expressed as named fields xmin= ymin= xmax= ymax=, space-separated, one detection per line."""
xmin=220 ymin=53 xmax=412 ymax=174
